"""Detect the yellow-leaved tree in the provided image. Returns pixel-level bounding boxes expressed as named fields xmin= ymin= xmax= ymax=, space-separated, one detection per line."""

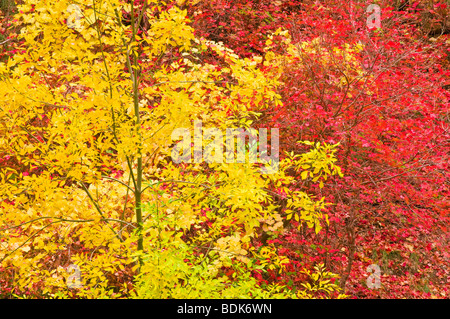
xmin=0 ymin=0 xmax=345 ymax=298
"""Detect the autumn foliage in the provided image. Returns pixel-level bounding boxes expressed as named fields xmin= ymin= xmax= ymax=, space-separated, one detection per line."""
xmin=0 ymin=0 xmax=449 ymax=299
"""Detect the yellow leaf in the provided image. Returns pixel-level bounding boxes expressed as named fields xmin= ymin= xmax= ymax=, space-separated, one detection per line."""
xmin=21 ymin=246 xmax=31 ymax=253
xmin=301 ymin=171 xmax=308 ymax=180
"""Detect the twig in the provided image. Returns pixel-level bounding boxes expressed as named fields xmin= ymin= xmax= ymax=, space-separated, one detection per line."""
xmin=0 ymin=39 xmax=12 ymax=45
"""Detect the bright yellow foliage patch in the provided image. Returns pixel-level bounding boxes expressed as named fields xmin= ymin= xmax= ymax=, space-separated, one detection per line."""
xmin=0 ymin=0 xmax=345 ymax=299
